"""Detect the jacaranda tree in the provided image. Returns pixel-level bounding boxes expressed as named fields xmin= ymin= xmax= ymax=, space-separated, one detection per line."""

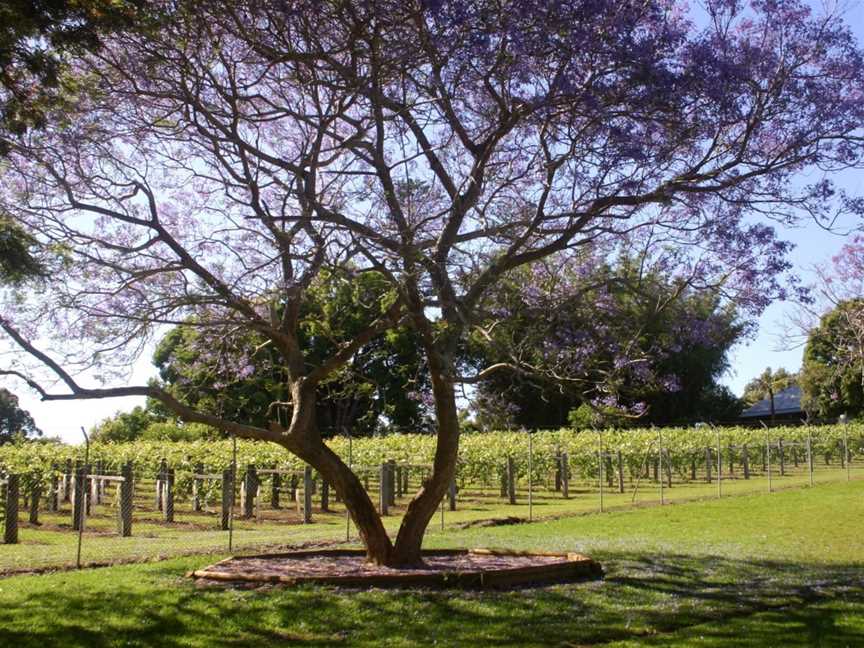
xmin=1 ymin=1 xmax=862 ymax=565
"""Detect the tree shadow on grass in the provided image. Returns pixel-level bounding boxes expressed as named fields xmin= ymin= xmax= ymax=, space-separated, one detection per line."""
xmin=0 ymin=552 xmax=862 ymax=647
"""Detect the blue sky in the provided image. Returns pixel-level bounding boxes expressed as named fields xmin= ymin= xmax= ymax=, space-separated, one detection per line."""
xmin=12 ymin=1 xmax=864 ymax=442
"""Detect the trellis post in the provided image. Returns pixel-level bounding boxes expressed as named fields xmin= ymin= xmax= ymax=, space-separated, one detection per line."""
xmin=220 ymin=468 xmax=233 ymax=531
xmin=4 ymin=474 xmax=18 ymax=544
xmin=303 ymin=465 xmax=313 ymax=524
xmin=163 ymin=468 xmax=174 ymax=523
xmin=192 ymin=463 xmax=204 ymax=512
xmin=506 ymin=457 xmax=516 ymax=505
xmin=561 ymin=452 xmax=570 ymax=499
xmin=271 ymin=470 xmax=281 ymax=509
xmin=118 ymin=462 xmax=133 ymax=537
xmin=28 ymin=484 xmax=40 ymax=525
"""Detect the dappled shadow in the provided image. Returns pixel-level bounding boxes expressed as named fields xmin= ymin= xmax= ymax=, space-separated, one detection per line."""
xmin=0 ymin=551 xmax=862 ymax=647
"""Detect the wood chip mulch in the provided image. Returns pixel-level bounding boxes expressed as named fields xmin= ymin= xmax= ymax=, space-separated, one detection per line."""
xmin=209 ymin=552 xmax=569 ymax=578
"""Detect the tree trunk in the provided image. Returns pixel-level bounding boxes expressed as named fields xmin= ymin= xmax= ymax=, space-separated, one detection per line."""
xmin=390 ymin=363 xmax=460 ymax=566
xmin=283 ymin=380 xmax=394 ymax=565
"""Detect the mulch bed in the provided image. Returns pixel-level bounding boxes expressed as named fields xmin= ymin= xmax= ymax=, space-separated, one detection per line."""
xmin=190 ymin=548 xmax=603 ymax=589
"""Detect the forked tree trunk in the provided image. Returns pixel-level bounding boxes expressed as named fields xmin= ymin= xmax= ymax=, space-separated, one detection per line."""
xmin=282 ymin=355 xmax=459 ymax=567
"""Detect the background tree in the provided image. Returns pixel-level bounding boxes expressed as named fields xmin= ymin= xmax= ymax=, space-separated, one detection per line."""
xmin=467 ymin=252 xmax=745 ymax=428
xmin=0 ymin=214 xmax=45 ymax=284
xmin=90 ymin=405 xmax=161 ymax=442
xmin=150 ymin=270 xmax=429 ymax=436
xmin=0 ymin=0 xmax=145 ymax=138
xmin=0 ymin=387 xmax=41 ymax=443
xmin=799 ymin=300 xmax=864 ymax=419
xmin=0 ymin=1 xmax=862 ymax=566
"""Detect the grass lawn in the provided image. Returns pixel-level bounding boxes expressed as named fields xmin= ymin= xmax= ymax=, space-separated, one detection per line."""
xmin=0 ymin=481 xmax=861 ymax=647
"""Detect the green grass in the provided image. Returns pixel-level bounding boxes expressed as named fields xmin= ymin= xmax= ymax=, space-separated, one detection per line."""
xmin=0 ymin=481 xmax=862 ymax=647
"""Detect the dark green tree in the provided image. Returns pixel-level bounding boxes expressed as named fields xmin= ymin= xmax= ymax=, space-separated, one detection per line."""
xmin=0 ymin=0 xmax=145 ymax=136
xmin=90 ymin=405 xmax=160 ymax=442
xmin=0 ymin=387 xmax=41 ymax=443
xmin=800 ymin=299 xmax=864 ymax=419
xmin=0 ymin=215 xmax=44 ymax=284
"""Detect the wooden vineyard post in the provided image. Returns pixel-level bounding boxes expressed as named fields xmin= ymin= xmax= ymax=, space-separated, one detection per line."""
xmin=93 ymin=460 xmax=103 ymax=506
xmin=742 ymin=445 xmax=750 ymax=480
xmin=806 ymin=432 xmax=814 ymax=487
xmin=241 ymin=464 xmax=257 ymax=519
xmin=659 ymin=446 xmax=664 ymax=505
xmin=705 ymin=447 xmax=712 ymax=483
xmin=767 ymin=439 xmax=773 ymax=494
xmin=192 ymin=463 xmax=204 ymax=512
xmin=448 ymin=477 xmax=457 ymax=512
xmin=387 ymin=460 xmax=396 ymax=507
xmin=506 ymin=457 xmax=517 ymax=505
xmin=271 ymin=470 xmax=281 ymax=509
xmin=72 ymin=465 xmax=86 ymax=531
xmin=49 ymin=465 xmax=59 ymax=512
xmin=220 ymin=468 xmax=233 ymax=531
xmin=379 ymin=463 xmax=389 ymax=516
xmin=555 ymin=451 xmax=562 ymax=492
xmin=163 ymin=468 xmax=175 ymax=523
xmin=598 ymin=430 xmax=604 ymax=513
xmin=320 ymin=480 xmax=330 ymax=512
xmin=617 ymin=450 xmax=625 ymax=493
xmin=396 ymin=466 xmax=404 ymax=498
xmin=63 ymin=459 xmax=72 ymax=503
xmin=716 ymin=428 xmax=722 ymax=499
xmin=561 ymin=452 xmax=570 ymax=499
xmin=4 ymin=474 xmax=18 ymax=544
xmin=664 ymin=449 xmax=673 ymax=489
xmin=778 ymin=438 xmax=786 ymax=477
xmin=528 ymin=430 xmax=533 ymax=522
xmin=290 ymin=475 xmax=298 ymax=502
xmin=843 ymin=422 xmax=851 ymax=482
xmin=83 ymin=464 xmax=92 ymax=516
xmin=303 ymin=466 xmax=313 ymax=524
xmin=28 ymin=484 xmax=40 ymax=525
xmin=155 ymin=459 xmax=167 ymax=511
xmin=118 ymin=463 xmax=133 ymax=537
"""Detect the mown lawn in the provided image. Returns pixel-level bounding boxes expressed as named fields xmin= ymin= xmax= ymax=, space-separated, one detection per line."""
xmin=0 ymin=481 xmax=861 ymax=647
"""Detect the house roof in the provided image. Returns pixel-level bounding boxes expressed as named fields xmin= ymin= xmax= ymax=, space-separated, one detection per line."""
xmin=740 ymin=385 xmax=802 ymax=418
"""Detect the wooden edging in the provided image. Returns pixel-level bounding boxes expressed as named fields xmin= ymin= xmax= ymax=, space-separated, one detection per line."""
xmin=189 ymin=548 xmax=603 ymax=589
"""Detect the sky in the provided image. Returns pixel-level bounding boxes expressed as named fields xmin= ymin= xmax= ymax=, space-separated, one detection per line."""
xmin=8 ymin=0 xmax=864 ymax=443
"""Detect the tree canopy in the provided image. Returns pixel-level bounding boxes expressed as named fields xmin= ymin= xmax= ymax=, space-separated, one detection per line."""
xmin=800 ymin=299 xmax=864 ymax=419
xmin=150 ymin=270 xmax=429 ymax=437
xmin=467 ymin=252 xmax=745 ymax=429
xmin=0 ymin=387 xmax=41 ymax=443
xmin=0 ymin=0 xmax=861 ymax=566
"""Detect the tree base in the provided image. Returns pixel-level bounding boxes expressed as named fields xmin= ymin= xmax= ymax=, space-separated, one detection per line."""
xmin=189 ymin=548 xmax=603 ymax=589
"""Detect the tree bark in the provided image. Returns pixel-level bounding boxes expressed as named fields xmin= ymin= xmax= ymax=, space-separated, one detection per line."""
xmin=282 ymin=379 xmax=394 ymax=564
xmin=390 ymin=363 xmax=460 ymax=567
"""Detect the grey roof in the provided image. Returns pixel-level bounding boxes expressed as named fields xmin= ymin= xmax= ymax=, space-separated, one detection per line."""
xmin=740 ymin=385 xmax=802 ymax=418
